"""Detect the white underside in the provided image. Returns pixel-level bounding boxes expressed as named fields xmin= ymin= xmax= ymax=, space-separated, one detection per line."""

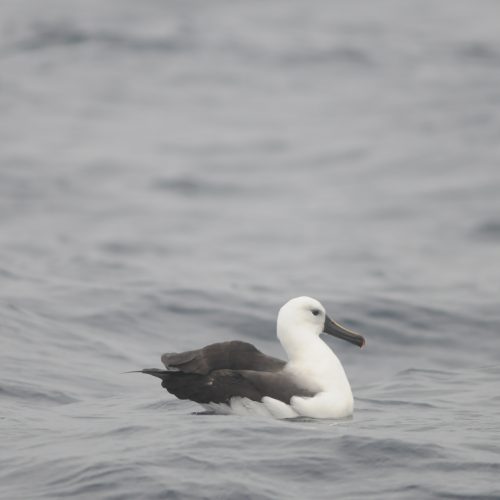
xmin=201 ymin=397 xmax=296 ymax=419
xmin=201 ymin=391 xmax=353 ymax=419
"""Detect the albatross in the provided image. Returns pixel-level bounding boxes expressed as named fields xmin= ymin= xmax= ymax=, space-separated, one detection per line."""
xmin=138 ymin=296 xmax=365 ymax=419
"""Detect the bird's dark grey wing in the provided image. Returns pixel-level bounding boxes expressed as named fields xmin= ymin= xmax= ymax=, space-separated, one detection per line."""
xmin=161 ymin=341 xmax=285 ymax=375
xmin=140 ymin=368 xmax=314 ymax=405
xmin=237 ymin=370 xmax=315 ymax=403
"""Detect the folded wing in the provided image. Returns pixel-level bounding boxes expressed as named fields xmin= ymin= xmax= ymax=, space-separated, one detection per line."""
xmin=139 ymin=341 xmax=313 ymax=405
xmin=161 ymin=340 xmax=285 ymax=374
xmin=141 ymin=368 xmax=314 ymax=404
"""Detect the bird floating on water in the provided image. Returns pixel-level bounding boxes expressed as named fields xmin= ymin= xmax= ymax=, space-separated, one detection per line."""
xmin=138 ymin=296 xmax=365 ymax=419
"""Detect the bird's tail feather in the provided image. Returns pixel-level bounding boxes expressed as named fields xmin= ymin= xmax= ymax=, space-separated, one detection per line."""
xmin=126 ymin=368 xmax=170 ymax=380
xmin=126 ymin=369 xmax=210 ymax=402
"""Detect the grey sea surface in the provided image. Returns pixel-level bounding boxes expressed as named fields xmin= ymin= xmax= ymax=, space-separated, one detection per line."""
xmin=2 ymin=1 xmax=500 ymax=499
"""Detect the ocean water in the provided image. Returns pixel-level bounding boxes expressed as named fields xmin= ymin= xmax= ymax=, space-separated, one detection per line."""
xmin=2 ymin=0 xmax=500 ymax=498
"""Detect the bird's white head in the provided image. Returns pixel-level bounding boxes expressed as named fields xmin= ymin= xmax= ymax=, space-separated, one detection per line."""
xmin=277 ymin=296 xmax=365 ymax=360
xmin=277 ymin=296 xmax=326 ymax=337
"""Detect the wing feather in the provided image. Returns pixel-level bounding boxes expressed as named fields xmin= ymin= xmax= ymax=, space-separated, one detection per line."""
xmin=141 ymin=368 xmax=314 ymax=405
xmin=141 ymin=341 xmax=312 ymax=406
xmin=161 ymin=341 xmax=285 ymax=374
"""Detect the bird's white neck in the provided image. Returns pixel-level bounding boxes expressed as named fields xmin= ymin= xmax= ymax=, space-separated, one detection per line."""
xmin=278 ymin=325 xmax=352 ymax=395
xmin=278 ymin=327 xmax=329 ymax=362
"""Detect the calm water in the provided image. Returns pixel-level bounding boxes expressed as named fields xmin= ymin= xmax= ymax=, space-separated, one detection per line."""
xmin=1 ymin=1 xmax=500 ymax=499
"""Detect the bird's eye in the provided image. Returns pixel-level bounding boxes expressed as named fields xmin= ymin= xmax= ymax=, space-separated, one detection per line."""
xmin=311 ymin=309 xmax=321 ymax=316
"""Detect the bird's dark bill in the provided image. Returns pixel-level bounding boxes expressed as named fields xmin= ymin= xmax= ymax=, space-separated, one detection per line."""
xmin=323 ymin=315 xmax=365 ymax=348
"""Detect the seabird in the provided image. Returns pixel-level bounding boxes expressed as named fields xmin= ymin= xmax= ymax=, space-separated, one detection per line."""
xmin=138 ymin=296 xmax=365 ymax=419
